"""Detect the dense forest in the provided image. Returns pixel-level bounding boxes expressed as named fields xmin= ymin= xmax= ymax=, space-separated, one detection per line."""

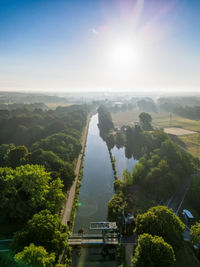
xmin=0 ymin=104 xmax=89 ymax=266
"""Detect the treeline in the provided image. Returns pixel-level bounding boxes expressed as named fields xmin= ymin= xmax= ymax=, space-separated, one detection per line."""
xmin=173 ymin=105 xmax=200 ymax=120
xmin=98 ymin=105 xmax=114 ymax=140
xmin=0 ymin=91 xmax=67 ymax=104
xmin=158 ymin=97 xmax=200 ymax=120
xmin=158 ymin=96 xmax=200 ymax=108
xmin=0 ymin=102 xmax=48 ymax=111
xmin=100 ymin=97 xmax=157 ymax=114
xmin=0 ymin=105 xmax=88 ymax=147
xmin=0 ymin=104 xmax=89 ymax=266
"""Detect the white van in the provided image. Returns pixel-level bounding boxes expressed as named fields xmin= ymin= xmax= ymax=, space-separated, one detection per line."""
xmin=182 ymin=209 xmax=194 ymax=223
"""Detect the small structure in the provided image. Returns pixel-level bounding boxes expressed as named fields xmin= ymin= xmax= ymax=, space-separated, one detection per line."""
xmin=90 ymin=222 xmax=117 ymax=244
xmin=90 ymin=222 xmax=117 ymax=230
xmin=121 ymin=126 xmax=127 ymax=132
xmin=124 ymin=213 xmax=134 ymax=224
xmin=182 ymin=209 xmax=194 ymax=223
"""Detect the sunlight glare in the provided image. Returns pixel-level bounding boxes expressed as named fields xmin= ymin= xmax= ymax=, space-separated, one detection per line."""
xmin=108 ymin=39 xmax=142 ymax=71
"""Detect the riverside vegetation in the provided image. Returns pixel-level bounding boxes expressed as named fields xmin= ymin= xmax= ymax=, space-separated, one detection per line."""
xmin=98 ymin=105 xmax=200 ymax=266
xmin=0 ymin=104 xmax=89 ymax=266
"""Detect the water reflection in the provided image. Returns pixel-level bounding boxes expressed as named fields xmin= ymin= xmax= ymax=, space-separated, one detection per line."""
xmin=111 ymin=146 xmax=138 ymax=180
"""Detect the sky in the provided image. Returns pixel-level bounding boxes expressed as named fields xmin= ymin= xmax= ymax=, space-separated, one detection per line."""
xmin=0 ymin=0 xmax=200 ymax=92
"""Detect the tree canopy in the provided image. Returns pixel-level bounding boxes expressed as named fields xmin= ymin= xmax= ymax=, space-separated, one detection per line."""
xmin=139 ymin=112 xmax=153 ymax=131
xmin=14 ymin=243 xmax=56 ymax=267
xmin=108 ymin=192 xmax=127 ymax=224
xmin=98 ymin=105 xmax=114 ymax=140
xmin=12 ymin=210 xmax=67 ymax=255
xmin=135 ymin=206 xmax=185 ymax=249
xmin=191 ymin=222 xmax=200 ymax=245
xmin=132 ymin=233 xmax=175 ymax=267
xmin=0 ymin=164 xmax=64 ymax=221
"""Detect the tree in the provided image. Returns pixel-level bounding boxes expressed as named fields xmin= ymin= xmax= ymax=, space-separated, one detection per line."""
xmin=14 ymin=243 xmax=55 ymax=267
xmin=106 ymin=134 xmax=115 ymax=151
xmin=139 ymin=112 xmax=152 ymax=131
xmin=122 ymin=169 xmax=133 ymax=185
xmin=29 ymin=149 xmax=75 ymax=190
xmin=8 ymin=145 xmax=28 ymax=168
xmin=0 ymin=164 xmax=64 ymax=221
xmin=135 ymin=206 xmax=185 ymax=249
xmin=12 ymin=210 xmax=68 ymax=255
xmin=108 ymin=192 xmax=127 ymax=224
xmin=132 ymin=233 xmax=175 ymax=267
xmin=98 ymin=105 xmax=114 ymax=139
xmin=0 ymin=143 xmax=15 ymax=167
xmin=115 ymin=132 xmax=125 ymax=149
xmin=191 ymin=222 xmax=200 ymax=245
xmin=32 ymin=133 xmax=81 ymax=163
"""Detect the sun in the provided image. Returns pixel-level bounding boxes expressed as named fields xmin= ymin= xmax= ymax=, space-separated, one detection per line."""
xmin=108 ymin=39 xmax=141 ymax=71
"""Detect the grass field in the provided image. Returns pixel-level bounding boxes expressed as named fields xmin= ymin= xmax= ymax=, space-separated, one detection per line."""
xmin=112 ymin=109 xmax=200 ymax=158
xmin=112 ymin=109 xmax=200 ymax=132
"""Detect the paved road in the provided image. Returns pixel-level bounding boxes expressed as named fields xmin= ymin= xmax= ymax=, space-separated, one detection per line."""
xmin=167 ymin=178 xmax=191 ymax=241
xmin=167 ymin=178 xmax=190 ymax=215
xmin=61 ymin=115 xmax=90 ymax=226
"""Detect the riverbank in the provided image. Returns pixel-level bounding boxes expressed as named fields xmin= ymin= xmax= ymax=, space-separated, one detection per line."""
xmin=61 ymin=114 xmax=90 ymax=226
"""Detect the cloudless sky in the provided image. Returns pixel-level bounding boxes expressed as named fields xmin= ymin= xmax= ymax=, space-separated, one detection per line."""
xmin=0 ymin=0 xmax=200 ymax=92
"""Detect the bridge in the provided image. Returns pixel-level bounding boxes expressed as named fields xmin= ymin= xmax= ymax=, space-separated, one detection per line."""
xmin=68 ymin=221 xmax=119 ymax=246
xmin=68 ymin=233 xmax=118 ymax=246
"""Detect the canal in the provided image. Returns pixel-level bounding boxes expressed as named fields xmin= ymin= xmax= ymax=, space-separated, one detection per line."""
xmin=72 ymin=114 xmax=137 ymax=266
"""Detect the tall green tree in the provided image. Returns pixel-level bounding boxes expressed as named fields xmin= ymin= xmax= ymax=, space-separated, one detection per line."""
xmin=98 ymin=105 xmax=114 ymax=139
xmin=0 ymin=143 xmax=15 ymax=167
xmin=135 ymin=206 xmax=185 ymax=249
xmin=0 ymin=165 xmax=64 ymax=221
xmin=12 ymin=210 xmax=68 ymax=255
xmin=8 ymin=145 xmax=28 ymax=168
xmin=139 ymin=112 xmax=153 ymax=131
xmin=132 ymin=233 xmax=175 ymax=267
xmin=14 ymin=243 xmax=55 ymax=267
xmin=191 ymin=222 xmax=200 ymax=245
xmin=108 ymin=192 xmax=127 ymax=224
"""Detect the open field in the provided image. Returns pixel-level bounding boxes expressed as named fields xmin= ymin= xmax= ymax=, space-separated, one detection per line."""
xmin=179 ymin=133 xmax=200 ymax=159
xmin=112 ymin=110 xmax=200 ymax=158
xmin=112 ymin=110 xmax=200 ymax=132
xmin=164 ymin=128 xmax=197 ymax=136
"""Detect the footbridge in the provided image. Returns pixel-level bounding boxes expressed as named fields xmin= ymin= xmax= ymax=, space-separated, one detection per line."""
xmin=68 ymin=233 xmax=119 ymax=246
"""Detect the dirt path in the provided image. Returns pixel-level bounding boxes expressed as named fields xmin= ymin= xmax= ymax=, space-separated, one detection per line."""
xmin=61 ymin=115 xmax=90 ymax=225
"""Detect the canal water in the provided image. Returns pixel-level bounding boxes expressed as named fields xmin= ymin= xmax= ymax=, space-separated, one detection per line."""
xmin=72 ymin=114 xmax=137 ymax=266
xmin=111 ymin=146 xmax=138 ymax=180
